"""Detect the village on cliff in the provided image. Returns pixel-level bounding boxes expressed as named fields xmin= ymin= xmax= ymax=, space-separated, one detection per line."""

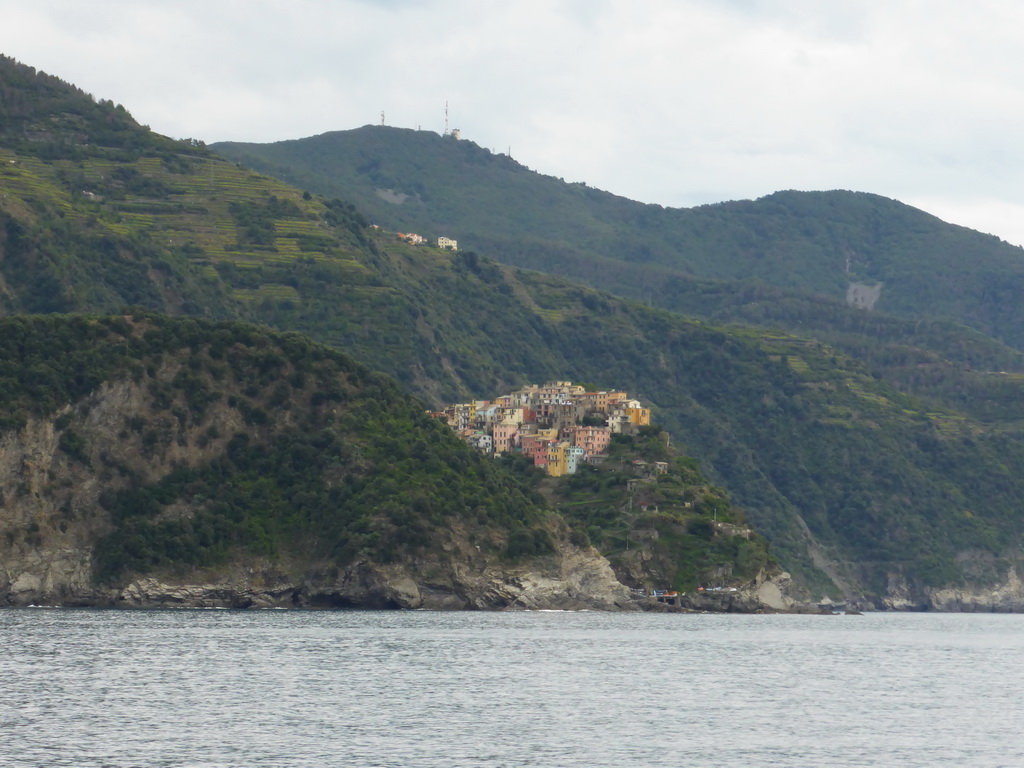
xmin=432 ymin=381 xmax=653 ymax=476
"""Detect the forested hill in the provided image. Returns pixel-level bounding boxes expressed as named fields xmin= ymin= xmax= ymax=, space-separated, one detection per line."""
xmin=6 ymin=54 xmax=1024 ymax=607
xmin=0 ymin=312 xmax=626 ymax=609
xmin=0 ymin=55 xmax=187 ymax=155
xmin=212 ymin=126 xmax=1024 ymax=351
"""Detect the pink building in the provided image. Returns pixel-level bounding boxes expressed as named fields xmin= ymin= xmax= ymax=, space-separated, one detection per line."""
xmin=571 ymin=426 xmax=612 ymax=458
xmin=493 ymin=421 xmax=521 ymax=454
xmin=520 ymin=434 xmax=552 ymax=463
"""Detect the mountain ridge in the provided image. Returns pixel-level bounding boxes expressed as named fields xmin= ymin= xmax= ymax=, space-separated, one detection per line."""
xmin=212 ymin=125 xmax=1024 ymax=352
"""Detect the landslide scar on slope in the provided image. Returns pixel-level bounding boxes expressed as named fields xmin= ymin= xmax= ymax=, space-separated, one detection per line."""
xmin=846 ymin=282 xmax=882 ymax=310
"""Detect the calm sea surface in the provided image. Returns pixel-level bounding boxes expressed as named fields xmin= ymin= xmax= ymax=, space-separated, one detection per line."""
xmin=3 ymin=609 xmax=1023 ymax=767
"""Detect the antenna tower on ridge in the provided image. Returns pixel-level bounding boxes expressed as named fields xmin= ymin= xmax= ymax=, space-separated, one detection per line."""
xmin=444 ymin=101 xmax=449 ymax=135
xmin=380 ymin=111 xmax=385 ymax=126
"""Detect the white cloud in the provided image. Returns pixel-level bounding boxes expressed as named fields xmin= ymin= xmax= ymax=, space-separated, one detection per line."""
xmin=4 ymin=1 xmax=1024 ymax=245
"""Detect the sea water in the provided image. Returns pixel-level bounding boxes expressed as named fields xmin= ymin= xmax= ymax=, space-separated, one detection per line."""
xmin=2 ymin=609 xmax=1022 ymax=767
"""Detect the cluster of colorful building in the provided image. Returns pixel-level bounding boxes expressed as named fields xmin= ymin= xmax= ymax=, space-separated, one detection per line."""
xmin=434 ymin=381 xmax=651 ymax=476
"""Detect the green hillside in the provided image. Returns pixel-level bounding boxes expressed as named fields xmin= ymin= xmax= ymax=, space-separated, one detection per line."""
xmin=0 ymin=56 xmax=772 ymax=603
xmin=0 ymin=312 xmax=773 ymax=602
xmin=0 ymin=313 xmax=547 ymax=574
xmin=5 ymin=54 xmax=1024 ymax=605
xmin=212 ymin=126 xmax=1024 ymax=353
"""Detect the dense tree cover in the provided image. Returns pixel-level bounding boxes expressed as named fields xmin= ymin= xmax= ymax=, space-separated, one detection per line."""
xmin=95 ymin=413 xmax=551 ymax=581
xmin=0 ymin=312 xmax=757 ymax=589
xmin=0 ymin=313 xmax=552 ymax=581
xmin=0 ymin=314 xmax=139 ymax=430
xmin=550 ymin=427 xmax=772 ymax=591
xmin=0 ymin=54 xmax=208 ymax=161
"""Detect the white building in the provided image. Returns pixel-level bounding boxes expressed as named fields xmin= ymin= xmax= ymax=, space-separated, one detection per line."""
xmin=566 ymin=445 xmax=586 ymax=475
xmin=464 ymin=432 xmax=493 ymax=455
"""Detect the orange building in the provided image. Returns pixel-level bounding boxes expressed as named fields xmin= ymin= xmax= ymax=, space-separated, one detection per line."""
xmin=546 ymin=442 xmax=569 ymax=477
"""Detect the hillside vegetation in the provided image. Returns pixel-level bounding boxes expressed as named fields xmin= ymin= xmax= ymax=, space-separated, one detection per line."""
xmin=547 ymin=428 xmax=772 ymax=593
xmin=0 ymin=313 xmax=546 ymax=573
xmin=5 ymin=55 xmax=1024 ymax=605
xmin=0 ymin=313 xmax=771 ymax=606
xmin=212 ymin=126 xmax=1024 ymax=357
xmin=0 ymin=57 xmax=769 ymax=603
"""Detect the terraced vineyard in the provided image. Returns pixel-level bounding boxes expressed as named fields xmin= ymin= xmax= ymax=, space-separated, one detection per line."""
xmin=0 ymin=145 xmax=377 ymax=303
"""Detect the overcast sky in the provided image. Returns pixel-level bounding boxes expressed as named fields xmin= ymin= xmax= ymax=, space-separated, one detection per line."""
xmin=4 ymin=1 xmax=1024 ymax=245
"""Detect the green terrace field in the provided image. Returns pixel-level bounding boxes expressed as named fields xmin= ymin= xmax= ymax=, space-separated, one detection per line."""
xmin=213 ymin=125 xmax=1024 ymax=355
xmin=0 ymin=145 xmax=378 ymax=312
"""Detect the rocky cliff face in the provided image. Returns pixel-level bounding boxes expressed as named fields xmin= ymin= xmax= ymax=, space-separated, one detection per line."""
xmin=109 ymin=543 xmax=636 ymax=611
xmin=879 ymin=564 xmax=1024 ymax=613
xmin=1 ymin=518 xmax=637 ymax=612
xmin=0 ymin=374 xmax=228 ymax=606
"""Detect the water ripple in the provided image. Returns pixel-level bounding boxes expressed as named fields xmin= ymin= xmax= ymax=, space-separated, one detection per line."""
xmin=2 ymin=610 xmax=1023 ymax=767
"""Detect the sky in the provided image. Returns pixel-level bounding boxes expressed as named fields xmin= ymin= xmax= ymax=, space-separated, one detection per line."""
xmin=4 ymin=0 xmax=1024 ymax=245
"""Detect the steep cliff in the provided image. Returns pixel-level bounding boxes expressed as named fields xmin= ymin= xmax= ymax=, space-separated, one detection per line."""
xmin=876 ymin=563 xmax=1024 ymax=613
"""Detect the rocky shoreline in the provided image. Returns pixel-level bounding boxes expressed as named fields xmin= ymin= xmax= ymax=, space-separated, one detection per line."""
xmin=10 ymin=554 xmax=1024 ymax=613
xmin=2 ymin=553 xmax=812 ymax=613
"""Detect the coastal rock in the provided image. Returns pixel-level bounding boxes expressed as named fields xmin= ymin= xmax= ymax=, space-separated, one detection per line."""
xmin=105 ymin=546 xmax=635 ymax=612
xmin=927 ymin=567 xmax=1024 ymax=612
xmin=879 ymin=572 xmax=925 ymax=611
xmin=875 ymin=561 xmax=1024 ymax=612
xmin=755 ymin=574 xmax=793 ymax=611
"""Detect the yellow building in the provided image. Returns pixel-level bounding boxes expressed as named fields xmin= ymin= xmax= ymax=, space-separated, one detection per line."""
xmin=546 ymin=441 xmax=569 ymax=477
xmin=626 ymin=406 xmax=651 ymax=426
xmin=586 ymin=390 xmax=627 ymax=412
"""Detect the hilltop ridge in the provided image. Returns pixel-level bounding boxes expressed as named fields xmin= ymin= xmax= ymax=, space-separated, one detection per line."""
xmin=213 ymin=125 xmax=1024 ymax=352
